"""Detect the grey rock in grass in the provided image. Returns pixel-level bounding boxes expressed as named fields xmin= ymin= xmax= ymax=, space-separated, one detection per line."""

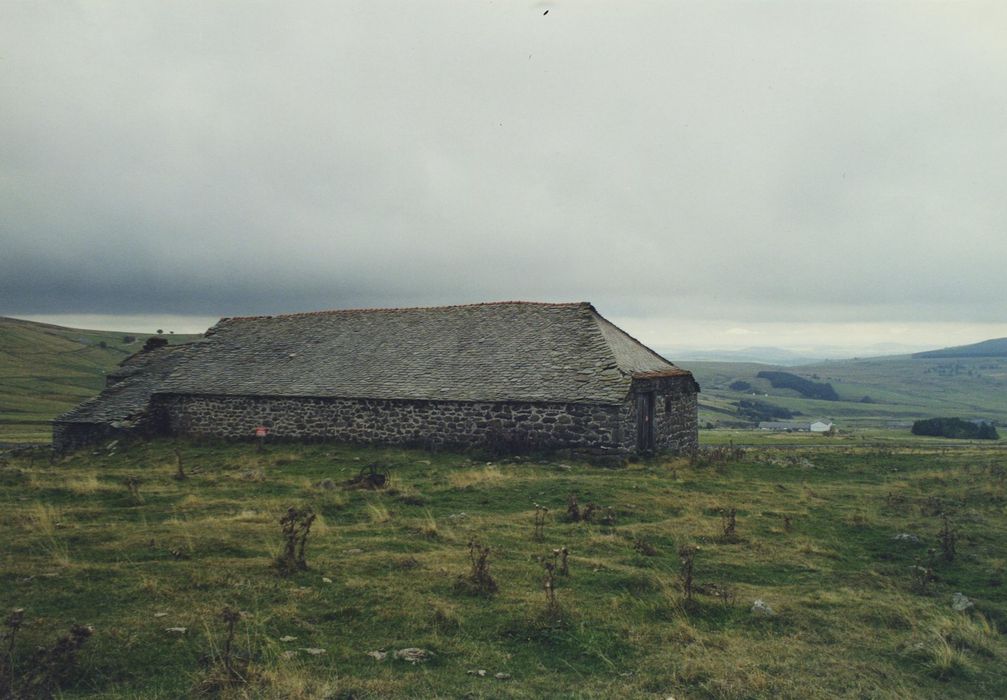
xmin=302 ymin=648 xmax=326 ymax=655
xmin=315 ymin=478 xmax=337 ymax=490
xmin=366 ymin=650 xmax=388 ymax=661
xmin=751 ymin=599 xmax=775 ymax=616
xmin=164 ymin=627 xmax=187 ymax=634
xmin=952 ymin=592 xmax=974 ymax=611
xmin=495 ymin=672 xmax=512 ymax=680
xmin=394 ymin=647 xmax=434 ymax=664
xmin=892 ymin=533 xmax=922 ymax=544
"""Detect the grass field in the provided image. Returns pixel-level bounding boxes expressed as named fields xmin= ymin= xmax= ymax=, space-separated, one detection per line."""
xmin=0 ymin=317 xmax=199 ymax=443
xmin=1 ymin=439 xmax=1005 ymax=698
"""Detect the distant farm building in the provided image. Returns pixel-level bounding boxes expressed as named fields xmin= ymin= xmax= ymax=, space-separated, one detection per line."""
xmin=53 ymin=302 xmax=700 ymax=455
xmin=758 ymin=420 xmax=834 ymax=433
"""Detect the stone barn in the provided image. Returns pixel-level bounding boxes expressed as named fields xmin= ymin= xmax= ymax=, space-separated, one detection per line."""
xmin=53 ymin=302 xmax=699 ymax=455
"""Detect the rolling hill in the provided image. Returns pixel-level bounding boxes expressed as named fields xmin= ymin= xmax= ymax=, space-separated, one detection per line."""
xmin=682 ymin=348 xmax=1007 ymax=431
xmin=912 ymin=337 xmax=1007 ymax=359
xmin=0 ymin=317 xmax=200 ymax=443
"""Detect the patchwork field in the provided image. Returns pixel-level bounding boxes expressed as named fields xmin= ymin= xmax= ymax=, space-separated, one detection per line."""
xmin=1 ymin=440 xmax=1005 ymax=698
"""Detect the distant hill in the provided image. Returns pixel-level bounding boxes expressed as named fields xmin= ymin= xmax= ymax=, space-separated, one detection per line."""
xmin=683 ymin=351 xmax=1007 ymax=431
xmin=913 ymin=337 xmax=1007 ymax=359
xmin=666 ymin=347 xmax=827 ymax=366
xmin=0 ymin=317 xmax=199 ymax=443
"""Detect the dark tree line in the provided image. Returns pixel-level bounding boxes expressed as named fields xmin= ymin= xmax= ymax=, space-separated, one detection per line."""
xmin=911 ymin=417 xmax=999 ymax=440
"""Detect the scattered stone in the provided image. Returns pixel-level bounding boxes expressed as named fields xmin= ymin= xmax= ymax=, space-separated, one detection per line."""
xmin=279 ymin=635 xmax=297 ymax=642
xmin=315 ymin=478 xmax=337 ymax=490
xmin=366 ymin=650 xmax=388 ymax=661
xmin=466 ymin=669 xmax=487 ymax=677
xmin=280 ymin=650 xmax=298 ymax=660
xmin=952 ymin=592 xmax=975 ymax=612
xmin=345 ymin=548 xmax=364 ymax=554
xmin=153 ymin=612 xmax=168 ymax=618
xmin=302 ymin=648 xmax=326 ymax=655
xmin=394 ymin=647 xmax=433 ymax=664
xmin=322 ymin=577 xmax=333 ymax=584
xmin=495 ymin=672 xmax=511 ymax=680
xmin=892 ymin=533 xmax=922 ymax=544
xmin=165 ymin=627 xmax=187 ymax=634
xmin=751 ymin=599 xmax=775 ymax=616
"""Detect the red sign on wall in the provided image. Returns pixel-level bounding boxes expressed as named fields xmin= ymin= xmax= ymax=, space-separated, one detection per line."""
xmin=254 ymin=426 xmax=269 ymax=438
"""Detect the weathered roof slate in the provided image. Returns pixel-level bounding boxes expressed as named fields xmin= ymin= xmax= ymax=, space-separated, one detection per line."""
xmin=55 ymin=345 xmax=191 ymax=424
xmin=156 ymin=301 xmax=689 ymax=404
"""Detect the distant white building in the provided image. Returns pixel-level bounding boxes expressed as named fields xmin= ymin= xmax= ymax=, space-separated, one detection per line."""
xmin=758 ymin=420 xmax=834 ymax=432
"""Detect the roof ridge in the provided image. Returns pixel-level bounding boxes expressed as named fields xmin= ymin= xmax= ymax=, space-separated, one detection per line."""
xmin=219 ymin=300 xmax=589 ymax=323
xmin=589 ymin=308 xmax=680 ymax=371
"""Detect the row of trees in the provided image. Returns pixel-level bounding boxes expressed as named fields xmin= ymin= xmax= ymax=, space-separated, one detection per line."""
xmin=912 ymin=417 xmax=999 ymax=440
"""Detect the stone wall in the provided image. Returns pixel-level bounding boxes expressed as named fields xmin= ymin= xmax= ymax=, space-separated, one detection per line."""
xmin=53 ymin=421 xmax=130 ymax=453
xmin=617 ymin=375 xmax=699 ymax=453
xmin=55 ymin=379 xmax=699 ymax=455
xmin=153 ymin=394 xmax=632 ymax=453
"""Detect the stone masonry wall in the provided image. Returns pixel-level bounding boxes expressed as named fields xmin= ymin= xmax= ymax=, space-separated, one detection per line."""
xmin=53 ymin=422 xmax=134 ymax=453
xmin=153 ymin=394 xmax=630 ymax=452
xmin=618 ymin=375 xmax=699 ymax=453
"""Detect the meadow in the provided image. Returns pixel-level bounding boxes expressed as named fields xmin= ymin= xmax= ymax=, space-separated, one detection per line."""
xmin=1 ymin=439 xmax=1005 ymax=698
xmin=0 ymin=317 xmax=198 ymax=444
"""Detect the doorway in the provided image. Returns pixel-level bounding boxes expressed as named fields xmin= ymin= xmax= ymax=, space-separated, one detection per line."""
xmin=636 ymin=391 xmax=656 ymax=452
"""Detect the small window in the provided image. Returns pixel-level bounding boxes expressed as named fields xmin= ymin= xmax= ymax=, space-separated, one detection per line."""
xmin=664 ymin=397 xmax=673 ymax=412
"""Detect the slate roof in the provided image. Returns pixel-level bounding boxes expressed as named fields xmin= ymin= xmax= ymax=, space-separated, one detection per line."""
xmin=156 ymin=302 xmax=692 ymax=405
xmin=55 ymin=345 xmax=192 ymax=424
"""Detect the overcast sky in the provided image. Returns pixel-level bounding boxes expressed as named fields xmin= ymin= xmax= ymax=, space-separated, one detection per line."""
xmin=2 ymin=2 xmax=1006 ymax=354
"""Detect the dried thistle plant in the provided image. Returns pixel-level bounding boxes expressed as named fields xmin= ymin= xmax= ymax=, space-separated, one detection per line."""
xmin=679 ymin=544 xmax=698 ymax=602
xmin=123 ymin=476 xmax=142 ymax=502
xmin=720 ymin=507 xmax=737 ymax=541
xmin=541 ymin=558 xmax=561 ymax=618
xmin=468 ymin=540 xmax=498 ymax=594
xmin=938 ymin=513 xmax=957 ymax=563
xmin=533 ymin=504 xmax=548 ymax=542
xmin=276 ymin=507 xmax=316 ymax=574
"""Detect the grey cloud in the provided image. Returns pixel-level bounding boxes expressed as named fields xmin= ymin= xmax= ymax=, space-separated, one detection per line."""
xmin=1 ymin=1 xmax=1005 ymax=325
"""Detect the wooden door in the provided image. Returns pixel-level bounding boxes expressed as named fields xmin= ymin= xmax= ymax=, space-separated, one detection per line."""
xmin=636 ymin=392 xmax=656 ymax=452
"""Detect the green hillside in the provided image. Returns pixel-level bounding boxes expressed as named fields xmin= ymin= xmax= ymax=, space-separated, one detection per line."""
xmin=684 ymin=353 xmax=1007 ymax=432
xmin=0 ymin=317 xmax=200 ymax=443
xmin=913 ymin=337 xmax=1007 ymax=359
